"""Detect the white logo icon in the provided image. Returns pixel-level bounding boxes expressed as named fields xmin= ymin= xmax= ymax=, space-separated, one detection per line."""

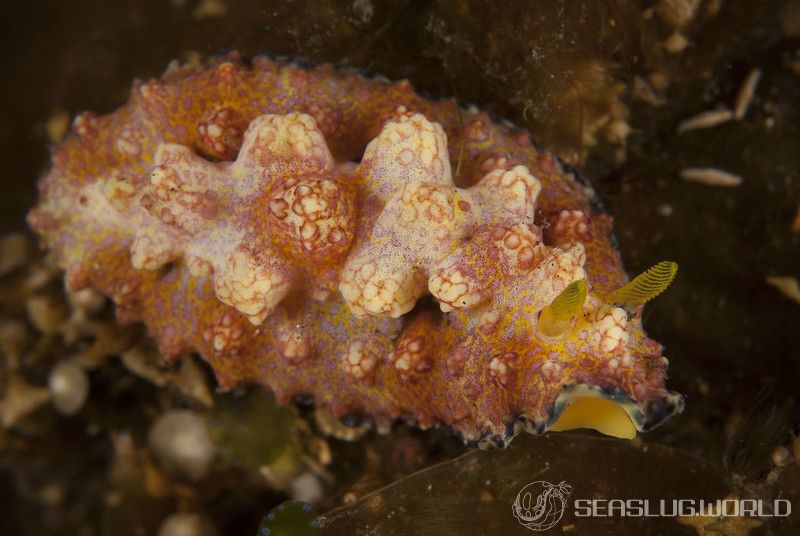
xmin=512 ymin=480 xmax=572 ymax=531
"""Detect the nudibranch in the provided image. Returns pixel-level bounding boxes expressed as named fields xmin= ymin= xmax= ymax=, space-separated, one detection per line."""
xmin=28 ymin=52 xmax=683 ymax=447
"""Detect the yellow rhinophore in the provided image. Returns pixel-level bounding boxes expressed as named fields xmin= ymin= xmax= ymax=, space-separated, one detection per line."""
xmin=606 ymin=261 xmax=678 ymax=307
xmin=538 ymin=280 xmax=588 ymax=337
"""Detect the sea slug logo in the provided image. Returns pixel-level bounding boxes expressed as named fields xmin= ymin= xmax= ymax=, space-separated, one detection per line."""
xmin=512 ymin=480 xmax=573 ymax=531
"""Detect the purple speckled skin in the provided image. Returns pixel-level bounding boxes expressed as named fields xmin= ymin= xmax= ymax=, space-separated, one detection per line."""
xmin=28 ymin=52 xmax=682 ymax=447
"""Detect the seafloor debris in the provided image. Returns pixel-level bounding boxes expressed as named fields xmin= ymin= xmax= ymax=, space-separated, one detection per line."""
xmin=0 ymin=230 xmax=342 ymax=532
xmin=765 ymin=276 xmax=800 ymax=305
xmin=734 ymin=69 xmax=762 ymax=120
xmin=676 ymin=108 xmax=734 ymax=133
xmin=521 ymin=59 xmax=631 ymax=164
xmin=676 ymin=68 xmax=761 ymax=135
xmin=679 ymin=167 xmax=743 ymax=187
xmin=121 ymin=342 xmax=214 ymax=407
xmin=0 ymin=374 xmax=51 ymax=428
xmin=0 ymin=232 xmax=31 ymax=277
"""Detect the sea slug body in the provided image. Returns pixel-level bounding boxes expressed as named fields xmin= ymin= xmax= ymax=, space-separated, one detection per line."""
xmin=28 ymin=52 xmax=683 ymax=447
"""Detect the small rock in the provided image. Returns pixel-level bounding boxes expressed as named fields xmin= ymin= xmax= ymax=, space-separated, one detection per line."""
xmin=157 ymin=513 xmax=217 ymax=536
xmin=48 ymin=360 xmax=90 ymax=416
xmin=149 ymin=410 xmax=216 ymax=482
xmin=290 ymin=472 xmax=324 ymax=504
